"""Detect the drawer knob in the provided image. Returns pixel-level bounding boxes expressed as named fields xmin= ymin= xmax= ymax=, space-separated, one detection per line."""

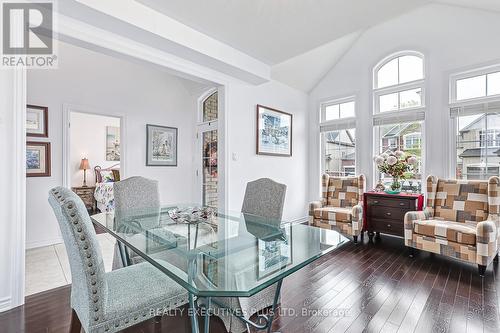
xmin=373 ymin=200 xmax=379 ymax=204
xmin=387 ymin=224 xmax=392 ymax=228
xmin=399 ymin=202 xmax=405 ymax=206
xmin=386 ymin=212 xmax=392 ymax=216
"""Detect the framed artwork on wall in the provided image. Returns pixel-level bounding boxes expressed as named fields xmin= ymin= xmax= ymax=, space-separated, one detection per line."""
xmin=256 ymin=104 xmax=292 ymax=157
xmin=26 ymin=142 xmax=51 ymax=177
xmin=26 ymin=104 xmax=48 ymax=137
xmin=146 ymin=124 xmax=178 ymax=166
xmin=106 ymin=126 xmax=120 ymax=161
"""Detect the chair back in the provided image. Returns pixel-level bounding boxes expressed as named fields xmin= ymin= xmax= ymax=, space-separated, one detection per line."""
xmin=241 ymin=178 xmax=286 ymax=221
xmin=322 ymin=174 xmax=365 ymax=208
xmin=425 ymin=175 xmax=500 ymax=223
xmin=48 ymin=187 xmax=107 ymax=329
xmin=114 ymin=176 xmax=160 ymax=229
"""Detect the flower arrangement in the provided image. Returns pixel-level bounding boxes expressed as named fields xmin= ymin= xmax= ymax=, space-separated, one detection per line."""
xmin=373 ymin=151 xmax=418 ymax=193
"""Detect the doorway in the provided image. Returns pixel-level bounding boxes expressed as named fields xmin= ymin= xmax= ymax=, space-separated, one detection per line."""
xmin=198 ymin=90 xmax=218 ymax=208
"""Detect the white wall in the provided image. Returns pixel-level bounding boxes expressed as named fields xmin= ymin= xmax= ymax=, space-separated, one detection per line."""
xmin=26 ymin=41 xmax=199 ymax=248
xmin=69 ymin=112 xmax=120 ymax=187
xmin=309 ymin=3 xmax=500 ymax=199
xmin=227 ymin=80 xmax=309 ymax=222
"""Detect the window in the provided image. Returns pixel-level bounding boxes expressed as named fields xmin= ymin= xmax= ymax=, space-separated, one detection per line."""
xmin=375 ymin=122 xmax=423 ymax=190
xmin=374 ymin=52 xmax=425 ymax=114
xmin=320 ymin=97 xmax=356 ymax=177
xmin=373 ymin=51 xmax=425 ymax=192
xmin=404 ymin=132 xmax=422 ymax=149
xmin=454 ymin=113 xmax=500 ymax=180
xmin=451 ymin=66 xmax=500 ymax=103
xmin=322 ymin=99 xmax=355 ymax=121
xmin=202 ymin=91 xmax=218 ymax=122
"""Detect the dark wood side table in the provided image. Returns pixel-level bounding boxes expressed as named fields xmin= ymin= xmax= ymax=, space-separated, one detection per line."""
xmin=363 ymin=191 xmax=424 ymax=242
xmin=71 ymin=186 xmax=97 ymax=214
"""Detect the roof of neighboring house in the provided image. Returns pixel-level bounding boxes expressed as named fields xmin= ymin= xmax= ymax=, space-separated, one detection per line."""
xmin=343 ymin=151 xmax=355 ymax=160
xmin=325 ymin=130 xmax=355 ymax=146
xmin=459 ymin=147 xmax=500 ymax=158
xmin=383 ymin=123 xmax=411 ymax=138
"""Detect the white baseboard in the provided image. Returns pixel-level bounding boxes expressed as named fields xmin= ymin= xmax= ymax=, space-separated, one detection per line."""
xmin=0 ymin=297 xmax=11 ymax=313
xmin=26 ymin=237 xmax=63 ymax=250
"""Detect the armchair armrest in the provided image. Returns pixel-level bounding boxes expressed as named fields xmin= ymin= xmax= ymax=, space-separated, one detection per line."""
xmin=476 ymin=214 xmax=499 ymax=266
xmin=351 ymin=204 xmax=363 ymax=236
xmin=308 ymin=201 xmax=323 ymax=225
xmin=404 ymin=209 xmax=433 ymax=246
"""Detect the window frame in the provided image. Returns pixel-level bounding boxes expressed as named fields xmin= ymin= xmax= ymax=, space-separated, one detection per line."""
xmin=372 ymin=51 xmax=426 ymax=190
xmin=319 ymin=96 xmax=357 ymax=177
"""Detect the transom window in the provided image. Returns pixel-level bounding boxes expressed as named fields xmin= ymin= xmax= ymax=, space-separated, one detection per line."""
xmin=321 ymin=97 xmax=355 ymax=122
xmin=375 ymin=54 xmax=424 ymax=89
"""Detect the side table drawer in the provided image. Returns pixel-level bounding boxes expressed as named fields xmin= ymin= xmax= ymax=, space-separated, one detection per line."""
xmin=367 ymin=197 xmax=410 ymax=209
xmin=369 ymin=206 xmax=406 ymax=220
xmin=371 ymin=218 xmax=404 ymax=236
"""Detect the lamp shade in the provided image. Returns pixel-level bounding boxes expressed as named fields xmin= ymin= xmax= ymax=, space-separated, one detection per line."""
xmin=79 ymin=158 xmax=90 ymax=170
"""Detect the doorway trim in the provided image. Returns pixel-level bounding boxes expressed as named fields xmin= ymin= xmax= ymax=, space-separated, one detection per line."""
xmin=62 ymin=103 xmax=126 ymax=188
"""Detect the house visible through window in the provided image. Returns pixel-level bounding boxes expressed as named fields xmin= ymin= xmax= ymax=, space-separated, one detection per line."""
xmin=455 ymin=113 xmax=500 ymax=180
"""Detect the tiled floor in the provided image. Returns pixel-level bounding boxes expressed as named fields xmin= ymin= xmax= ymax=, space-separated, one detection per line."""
xmin=25 ymin=233 xmax=116 ymax=296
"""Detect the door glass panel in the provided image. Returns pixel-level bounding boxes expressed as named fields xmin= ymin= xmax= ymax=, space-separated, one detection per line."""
xmin=203 ymin=92 xmax=218 ymax=122
xmin=202 ymin=130 xmax=218 ymax=208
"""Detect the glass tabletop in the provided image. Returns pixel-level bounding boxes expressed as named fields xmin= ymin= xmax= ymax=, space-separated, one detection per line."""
xmin=90 ymin=205 xmax=349 ymax=297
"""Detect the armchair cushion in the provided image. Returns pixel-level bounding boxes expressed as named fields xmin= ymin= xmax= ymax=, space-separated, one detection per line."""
xmin=413 ymin=219 xmax=477 ymax=245
xmin=312 ymin=206 xmax=352 ymax=222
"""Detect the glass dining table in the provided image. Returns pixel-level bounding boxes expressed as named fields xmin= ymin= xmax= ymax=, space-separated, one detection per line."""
xmin=90 ymin=205 xmax=349 ymax=333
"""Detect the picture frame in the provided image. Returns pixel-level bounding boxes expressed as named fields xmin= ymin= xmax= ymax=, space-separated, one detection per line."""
xmin=26 ymin=104 xmax=48 ymax=137
xmin=26 ymin=142 xmax=51 ymax=177
xmin=146 ymin=124 xmax=178 ymax=166
xmin=256 ymin=104 xmax=292 ymax=156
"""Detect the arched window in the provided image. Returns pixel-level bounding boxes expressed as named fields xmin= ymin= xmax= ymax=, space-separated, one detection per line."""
xmin=202 ymin=91 xmax=218 ymax=122
xmin=373 ymin=51 xmax=425 ymax=192
xmin=374 ymin=52 xmax=425 ymax=113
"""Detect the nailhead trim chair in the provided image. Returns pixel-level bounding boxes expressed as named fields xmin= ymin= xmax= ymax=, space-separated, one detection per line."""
xmin=309 ymin=174 xmax=366 ymax=243
xmin=48 ymin=186 xmax=188 ymax=333
xmin=404 ymin=175 xmax=500 ymax=276
xmin=213 ymin=178 xmax=287 ymax=333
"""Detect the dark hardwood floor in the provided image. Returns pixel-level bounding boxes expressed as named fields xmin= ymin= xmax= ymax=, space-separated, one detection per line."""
xmin=2 ymin=236 xmax=499 ymax=333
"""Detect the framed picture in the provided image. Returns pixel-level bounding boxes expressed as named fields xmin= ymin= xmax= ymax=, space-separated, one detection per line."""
xmin=26 ymin=142 xmax=51 ymax=177
xmin=146 ymin=124 xmax=178 ymax=166
xmin=256 ymin=104 xmax=292 ymax=156
xmin=26 ymin=105 xmax=48 ymax=137
xmin=106 ymin=126 xmax=120 ymax=161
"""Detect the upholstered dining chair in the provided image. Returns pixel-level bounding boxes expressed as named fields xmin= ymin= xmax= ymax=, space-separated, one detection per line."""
xmin=213 ymin=178 xmax=287 ymax=333
xmin=112 ymin=176 xmax=161 ymax=269
xmin=309 ymin=174 xmax=366 ymax=243
xmin=48 ymin=186 xmax=188 ymax=333
xmin=404 ymin=175 xmax=500 ymax=276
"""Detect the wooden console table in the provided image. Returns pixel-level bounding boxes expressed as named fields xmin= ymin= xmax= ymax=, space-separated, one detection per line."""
xmin=363 ymin=191 xmax=423 ymax=242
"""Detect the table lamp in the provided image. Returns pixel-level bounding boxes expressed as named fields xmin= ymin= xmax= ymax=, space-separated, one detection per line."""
xmin=79 ymin=158 xmax=90 ymax=187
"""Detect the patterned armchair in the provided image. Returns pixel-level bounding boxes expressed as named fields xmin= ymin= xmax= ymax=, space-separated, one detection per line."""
xmin=405 ymin=175 xmax=500 ymax=276
xmin=309 ymin=174 xmax=366 ymax=243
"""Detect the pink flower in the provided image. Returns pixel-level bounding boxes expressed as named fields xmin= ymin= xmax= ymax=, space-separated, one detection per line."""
xmin=395 ymin=150 xmax=405 ymax=158
xmin=374 ymin=156 xmax=385 ymax=165
xmin=387 ymin=156 xmax=398 ymax=166
xmin=408 ymin=156 xmax=418 ymax=165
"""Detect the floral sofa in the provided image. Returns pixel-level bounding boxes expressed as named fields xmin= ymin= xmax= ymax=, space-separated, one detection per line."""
xmin=309 ymin=174 xmax=365 ymax=243
xmin=404 ymin=175 xmax=500 ymax=275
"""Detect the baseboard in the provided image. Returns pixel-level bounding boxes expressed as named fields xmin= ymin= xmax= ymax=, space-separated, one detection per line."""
xmin=26 ymin=237 xmax=63 ymax=250
xmin=0 ymin=297 xmax=11 ymax=313
xmin=285 ymin=216 xmax=309 ymax=225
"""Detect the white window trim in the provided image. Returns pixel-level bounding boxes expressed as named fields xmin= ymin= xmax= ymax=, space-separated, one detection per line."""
xmin=450 ymin=63 xmax=500 ymax=105
xmin=319 ymin=96 xmax=357 ymax=176
xmin=372 ymin=51 xmax=426 ymax=187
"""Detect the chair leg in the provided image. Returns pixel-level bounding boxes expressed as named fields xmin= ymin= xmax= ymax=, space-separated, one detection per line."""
xmin=494 ymin=254 xmax=499 ymax=263
xmin=478 ymin=264 xmax=486 ymax=277
xmin=353 ymin=236 xmax=358 ymax=244
xmin=408 ymin=247 xmax=415 ymax=258
xmin=70 ymin=309 xmax=82 ymax=333
xmin=154 ymin=315 xmax=162 ymax=333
